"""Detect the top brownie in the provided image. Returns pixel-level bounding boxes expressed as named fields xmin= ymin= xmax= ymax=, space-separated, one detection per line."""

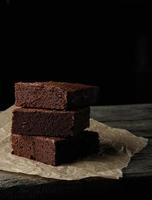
xmin=15 ymin=81 xmax=99 ymax=110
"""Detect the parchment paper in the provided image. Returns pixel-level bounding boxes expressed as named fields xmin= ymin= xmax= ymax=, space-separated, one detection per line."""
xmin=0 ymin=106 xmax=148 ymax=180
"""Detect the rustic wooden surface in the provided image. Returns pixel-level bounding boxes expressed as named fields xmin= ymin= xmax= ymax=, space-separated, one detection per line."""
xmin=0 ymin=104 xmax=152 ymax=199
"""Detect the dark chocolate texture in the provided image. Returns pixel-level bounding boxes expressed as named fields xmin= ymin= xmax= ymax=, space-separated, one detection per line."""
xmin=12 ymin=131 xmax=99 ymax=166
xmin=15 ymin=81 xmax=99 ymax=110
xmin=12 ymin=107 xmax=90 ymax=137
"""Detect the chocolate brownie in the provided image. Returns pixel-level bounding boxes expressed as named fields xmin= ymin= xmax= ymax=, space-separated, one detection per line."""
xmin=12 ymin=131 xmax=99 ymax=166
xmin=12 ymin=107 xmax=90 ymax=137
xmin=15 ymin=81 xmax=99 ymax=110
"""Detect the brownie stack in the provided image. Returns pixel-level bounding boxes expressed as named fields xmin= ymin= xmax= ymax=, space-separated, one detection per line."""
xmin=11 ymin=82 xmax=99 ymax=166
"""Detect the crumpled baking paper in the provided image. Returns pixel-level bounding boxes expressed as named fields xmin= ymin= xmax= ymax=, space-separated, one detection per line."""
xmin=0 ymin=106 xmax=148 ymax=180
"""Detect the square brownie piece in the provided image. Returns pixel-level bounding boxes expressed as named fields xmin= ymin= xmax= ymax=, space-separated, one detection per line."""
xmin=15 ymin=81 xmax=99 ymax=110
xmin=12 ymin=107 xmax=90 ymax=137
xmin=12 ymin=131 xmax=99 ymax=166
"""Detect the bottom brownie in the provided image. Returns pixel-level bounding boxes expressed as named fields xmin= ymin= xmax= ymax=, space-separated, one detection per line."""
xmin=11 ymin=131 xmax=99 ymax=166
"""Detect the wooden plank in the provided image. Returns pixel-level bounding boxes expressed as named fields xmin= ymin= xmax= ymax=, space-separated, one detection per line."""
xmin=99 ymin=120 xmax=152 ymax=138
xmin=91 ymin=104 xmax=152 ymax=122
xmin=91 ymin=104 xmax=152 ymax=138
xmin=129 ymin=130 xmax=152 ymax=138
xmin=0 ymin=170 xmax=53 ymax=189
xmin=123 ymin=139 xmax=152 ymax=178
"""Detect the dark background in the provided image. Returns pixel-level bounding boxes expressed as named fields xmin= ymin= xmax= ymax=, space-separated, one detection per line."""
xmin=0 ymin=1 xmax=152 ymax=110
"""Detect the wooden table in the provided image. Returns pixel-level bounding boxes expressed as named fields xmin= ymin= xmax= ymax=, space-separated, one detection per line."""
xmin=0 ymin=104 xmax=152 ymax=199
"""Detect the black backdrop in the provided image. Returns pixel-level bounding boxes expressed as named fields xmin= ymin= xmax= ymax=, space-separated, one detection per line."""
xmin=0 ymin=2 xmax=152 ymax=110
